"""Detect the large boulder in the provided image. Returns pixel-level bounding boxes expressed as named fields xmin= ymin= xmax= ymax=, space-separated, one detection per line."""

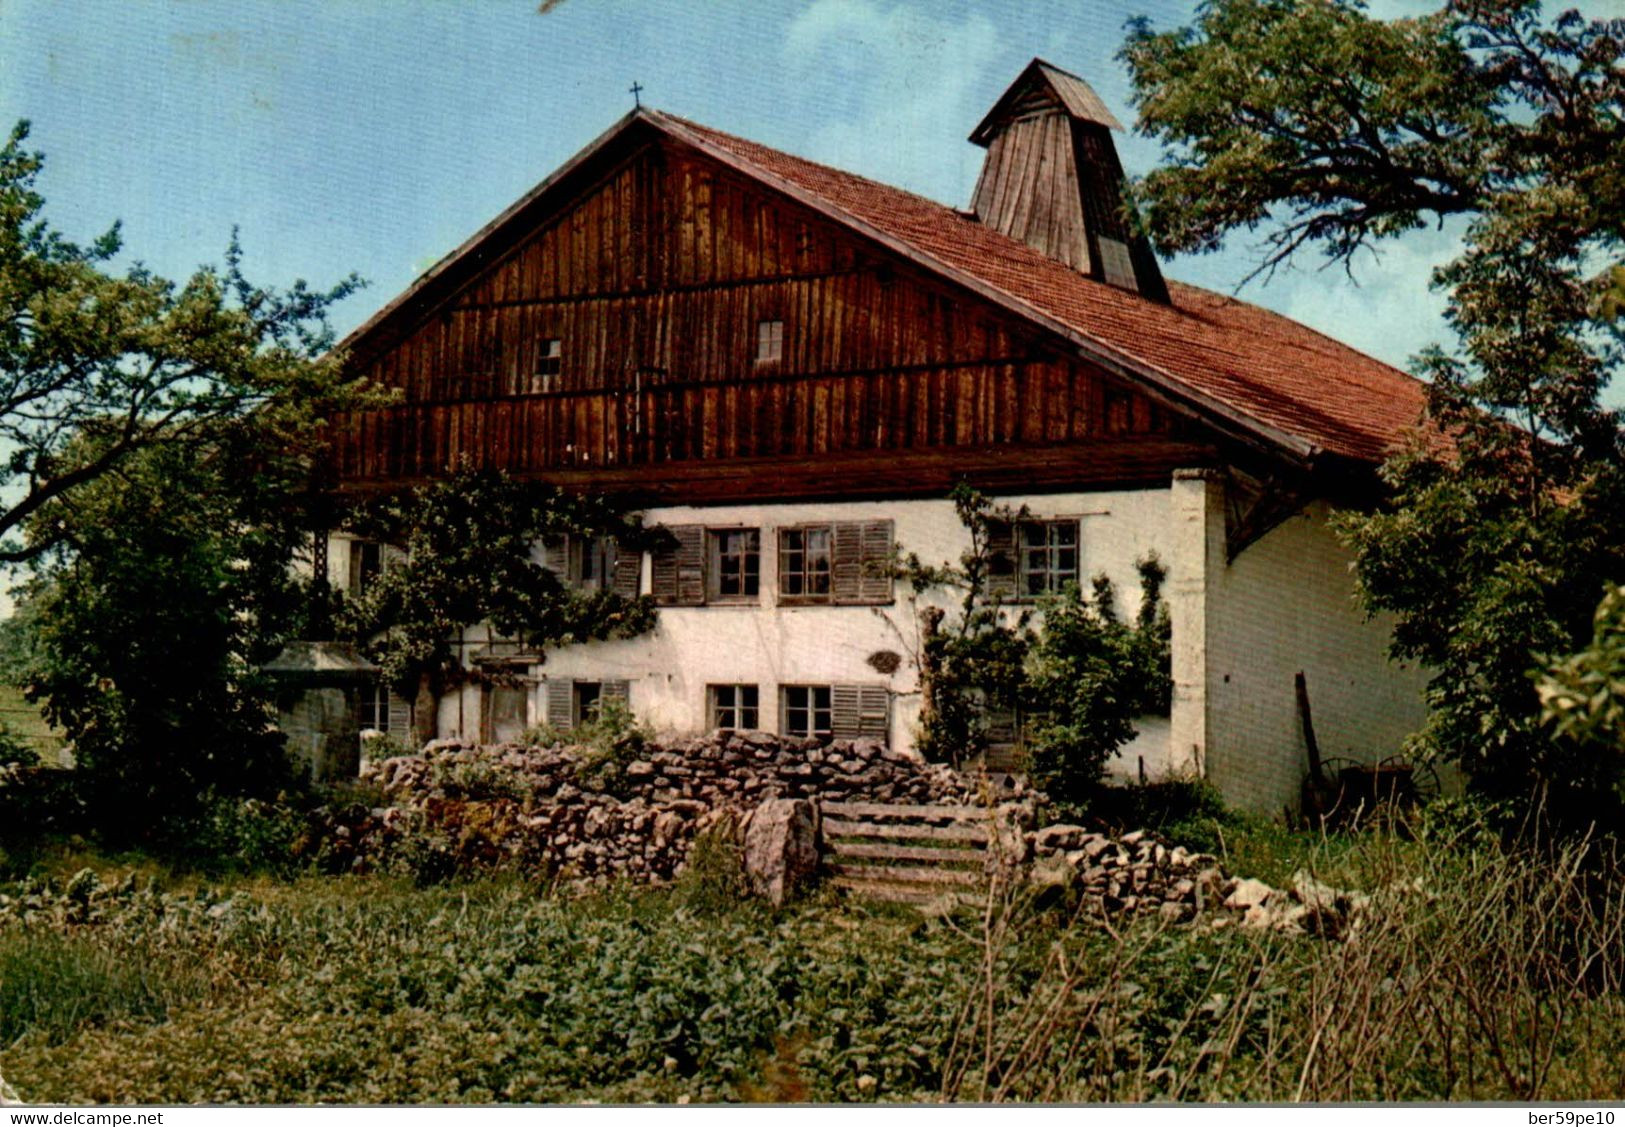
xmin=741 ymin=798 xmax=820 ymax=906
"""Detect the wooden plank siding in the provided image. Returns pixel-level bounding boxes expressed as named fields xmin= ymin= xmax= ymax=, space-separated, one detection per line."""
xmin=328 ymin=138 xmax=1207 ymax=500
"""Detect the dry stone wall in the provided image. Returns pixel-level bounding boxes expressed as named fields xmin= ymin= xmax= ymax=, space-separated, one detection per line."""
xmin=324 ymin=731 xmax=1023 ymax=884
xmin=317 ymin=731 xmax=1365 ymax=938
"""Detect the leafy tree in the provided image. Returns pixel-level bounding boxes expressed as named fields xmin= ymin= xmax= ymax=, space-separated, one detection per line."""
xmin=0 ymin=121 xmax=369 ymax=839
xmin=1025 ymin=558 xmax=1173 ymax=809
xmin=1123 ymin=0 xmax=1625 ymax=816
xmin=14 ymin=435 xmax=324 ymax=839
xmin=338 ymin=468 xmax=661 ymax=739
xmin=0 ymin=120 xmax=362 ymax=565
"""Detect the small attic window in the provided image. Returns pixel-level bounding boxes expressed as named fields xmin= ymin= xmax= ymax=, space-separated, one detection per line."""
xmin=532 ymin=338 xmax=562 ymax=393
xmin=755 ymin=320 xmax=783 ymax=365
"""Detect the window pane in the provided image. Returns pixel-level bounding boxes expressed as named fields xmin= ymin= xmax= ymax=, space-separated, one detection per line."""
xmin=1018 ymin=520 xmax=1080 ymax=594
xmin=756 ymin=320 xmax=783 ymax=363
xmin=714 ymin=529 xmax=760 ymax=598
xmin=807 ymin=528 xmax=831 ymax=593
xmin=782 ymin=686 xmax=831 ymax=737
xmin=779 ymin=526 xmax=830 ymax=598
xmin=713 ymin=684 xmax=757 ymax=730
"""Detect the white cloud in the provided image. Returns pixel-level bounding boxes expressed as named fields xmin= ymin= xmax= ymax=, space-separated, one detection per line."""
xmin=781 ymin=0 xmax=1002 ymax=202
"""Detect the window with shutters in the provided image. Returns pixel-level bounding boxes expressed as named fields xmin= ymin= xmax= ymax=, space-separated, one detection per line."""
xmin=541 ymin=536 xmax=641 ymax=597
xmin=778 ymin=526 xmax=832 ymax=599
xmin=1019 ymin=520 xmax=1080 ymax=596
xmin=544 ymin=678 xmax=630 ymax=730
xmin=781 ymin=685 xmax=832 ymax=739
xmin=709 ymin=528 xmax=760 ymax=602
xmin=709 ymin=684 xmax=759 ymax=730
xmin=780 ymin=520 xmax=893 ymax=605
xmin=830 ymin=684 xmax=891 ymax=743
xmin=652 ymin=522 xmax=886 ymax=607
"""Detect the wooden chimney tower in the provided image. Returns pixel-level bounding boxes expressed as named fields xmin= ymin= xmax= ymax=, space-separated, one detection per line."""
xmin=969 ymin=58 xmax=1169 ymax=303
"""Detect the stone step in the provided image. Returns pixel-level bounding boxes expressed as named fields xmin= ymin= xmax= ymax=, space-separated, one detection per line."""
xmin=829 ymin=875 xmax=983 ymax=906
xmin=822 ymin=817 xmax=990 ymax=844
xmin=821 ymin=800 xmax=995 ymax=823
xmin=828 ymin=862 xmax=985 ymax=887
xmin=826 ymin=840 xmax=986 ymax=865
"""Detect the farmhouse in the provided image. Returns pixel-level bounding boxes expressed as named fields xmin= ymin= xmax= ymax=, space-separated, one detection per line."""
xmin=310 ymin=60 xmax=1431 ymax=814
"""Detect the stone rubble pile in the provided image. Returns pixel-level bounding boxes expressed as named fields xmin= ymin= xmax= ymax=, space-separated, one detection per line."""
xmin=1024 ymin=823 xmax=1368 ymax=936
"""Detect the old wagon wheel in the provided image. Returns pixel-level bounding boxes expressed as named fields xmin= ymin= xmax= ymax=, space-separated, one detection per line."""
xmin=1378 ymin=755 xmax=1440 ymax=801
xmin=1302 ymin=756 xmax=1366 ymax=828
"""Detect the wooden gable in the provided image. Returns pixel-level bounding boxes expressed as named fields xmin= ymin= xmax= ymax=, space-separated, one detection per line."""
xmin=327 ymin=131 xmax=1221 ymax=502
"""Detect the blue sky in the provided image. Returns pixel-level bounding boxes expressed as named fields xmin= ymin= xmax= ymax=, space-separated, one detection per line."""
xmin=0 ymin=0 xmax=1566 ymax=375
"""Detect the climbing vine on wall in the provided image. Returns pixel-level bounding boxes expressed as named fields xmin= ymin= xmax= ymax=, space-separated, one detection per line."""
xmin=898 ymin=484 xmax=1172 ymax=799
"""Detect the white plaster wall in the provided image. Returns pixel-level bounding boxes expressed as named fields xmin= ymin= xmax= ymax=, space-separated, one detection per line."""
xmin=1203 ymin=498 xmax=1430 ymax=813
xmin=488 ymin=489 xmax=1176 ymax=757
xmin=311 ymin=479 xmax=1427 ymax=809
xmin=1109 ymin=715 xmax=1175 ymax=783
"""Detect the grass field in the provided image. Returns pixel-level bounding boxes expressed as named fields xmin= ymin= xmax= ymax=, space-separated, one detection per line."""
xmin=2 ymin=822 xmax=1624 ymax=1104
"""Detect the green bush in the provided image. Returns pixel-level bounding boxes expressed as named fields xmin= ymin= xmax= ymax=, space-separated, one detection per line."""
xmin=1024 ymin=560 xmax=1172 ymax=807
xmin=1538 ymin=584 xmax=1625 ymax=757
xmin=198 ymin=796 xmax=309 ymax=875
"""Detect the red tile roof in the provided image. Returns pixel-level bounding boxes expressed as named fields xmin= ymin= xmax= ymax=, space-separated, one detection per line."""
xmin=658 ymin=112 xmax=1430 ymax=465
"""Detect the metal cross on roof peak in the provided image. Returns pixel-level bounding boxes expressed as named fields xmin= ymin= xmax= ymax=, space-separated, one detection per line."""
xmin=629 ymin=81 xmax=644 ymax=108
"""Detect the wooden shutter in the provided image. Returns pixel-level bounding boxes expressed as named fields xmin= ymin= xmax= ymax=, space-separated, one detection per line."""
xmin=857 ymin=685 xmax=890 ymax=741
xmin=831 ymin=523 xmax=863 ymax=602
xmin=831 ymin=684 xmax=862 ymax=739
xmin=602 ymin=679 xmax=630 ymax=705
xmin=985 ymin=519 xmax=1018 ymax=601
xmin=831 ymin=684 xmax=891 ymax=743
xmin=651 ymin=525 xmax=706 ymax=605
xmin=541 ymin=537 xmax=568 ymax=577
xmin=545 ymin=678 xmax=575 ymax=731
xmin=386 ymin=692 xmax=414 ymax=744
xmin=857 ymin=520 xmax=893 ymax=602
xmin=611 ymin=543 xmax=641 ymax=598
